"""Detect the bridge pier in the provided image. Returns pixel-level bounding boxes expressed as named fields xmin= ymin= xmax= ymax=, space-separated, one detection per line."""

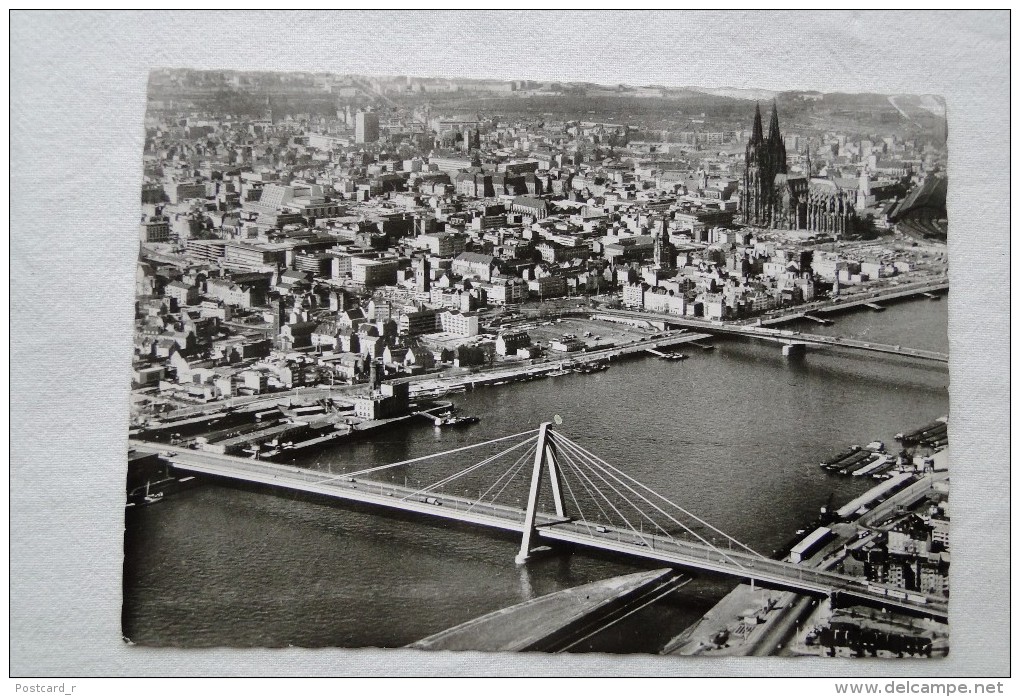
xmin=516 ymin=422 xmax=566 ymax=565
xmin=782 ymin=342 xmax=807 ymax=359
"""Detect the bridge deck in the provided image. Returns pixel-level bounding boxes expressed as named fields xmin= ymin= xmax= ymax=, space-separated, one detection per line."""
xmin=599 ymin=281 xmax=949 ymax=364
xmin=136 ymin=441 xmax=947 ymax=622
xmin=742 ymin=328 xmax=949 ymax=362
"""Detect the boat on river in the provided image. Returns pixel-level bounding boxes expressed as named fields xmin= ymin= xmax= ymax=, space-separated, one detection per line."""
xmin=435 ymin=415 xmax=480 ymax=428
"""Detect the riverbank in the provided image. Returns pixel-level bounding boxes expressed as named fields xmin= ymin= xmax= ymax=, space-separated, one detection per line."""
xmin=410 ymin=569 xmax=686 ymax=653
xmin=664 ymin=450 xmax=949 ymax=657
xmin=123 ymin=298 xmax=948 ymax=650
xmin=408 ymin=329 xmax=712 ymax=397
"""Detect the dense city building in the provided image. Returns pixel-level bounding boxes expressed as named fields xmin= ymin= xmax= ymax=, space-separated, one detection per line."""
xmin=130 ymin=69 xmax=948 ymax=438
xmin=125 ymin=68 xmax=951 ymax=661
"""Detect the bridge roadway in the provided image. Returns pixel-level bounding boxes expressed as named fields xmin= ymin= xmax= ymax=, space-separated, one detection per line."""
xmin=597 ymin=279 xmax=949 ymax=362
xmin=738 ymin=326 xmax=948 ymax=362
xmin=135 ymin=441 xmax=947 ymax=622
xmin=598 ymin=310 xmax=949 ymax=363
xmin=813 ymin=280 xmax=947 ymax=314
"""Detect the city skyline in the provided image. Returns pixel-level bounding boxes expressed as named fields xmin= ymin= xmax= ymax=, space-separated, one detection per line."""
xmin=124 ymin=67 xmax=951 ymax=659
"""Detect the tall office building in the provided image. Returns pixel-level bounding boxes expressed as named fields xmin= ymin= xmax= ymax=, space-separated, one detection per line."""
xmin=355 ymin=111 xmax=380 ymax=144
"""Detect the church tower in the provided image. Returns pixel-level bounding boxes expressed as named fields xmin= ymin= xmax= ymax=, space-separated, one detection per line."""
xmin=741 ymin=103 xmax=767 ymax=227
xmin=652 ymin=225 xmax=675 ymax=270
xmin=741 ymin=102 xmax=789 ymax=228
xmin=766 ymin=101 xmax=788 ymax=176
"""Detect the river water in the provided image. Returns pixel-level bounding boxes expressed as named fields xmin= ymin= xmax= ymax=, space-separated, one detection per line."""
xmin=123 ymin=299 xmax=948 ymax=652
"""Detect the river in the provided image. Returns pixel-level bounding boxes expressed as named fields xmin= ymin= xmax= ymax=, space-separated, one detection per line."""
xmin=122 ymin=298 xmax=948 ymax=652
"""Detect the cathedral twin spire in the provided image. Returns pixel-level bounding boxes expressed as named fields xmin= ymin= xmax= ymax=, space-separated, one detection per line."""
xmin=749 ymin=101 xmax=783 ymax=145
xmin=742 ymin=101 xmax=789 ymax=226
xmin=747 ymin=101 xmax=787 ymax=174
xmin=741 ymin=101 xmax=856 ymax=234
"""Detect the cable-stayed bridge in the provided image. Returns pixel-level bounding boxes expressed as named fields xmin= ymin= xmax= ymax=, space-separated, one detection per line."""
xmin=131 ymin=424 xmax=947 ymax=622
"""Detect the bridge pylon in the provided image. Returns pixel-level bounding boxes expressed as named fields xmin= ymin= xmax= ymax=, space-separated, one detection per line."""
xmin=515 ymin=421 xmax=566 ymax=564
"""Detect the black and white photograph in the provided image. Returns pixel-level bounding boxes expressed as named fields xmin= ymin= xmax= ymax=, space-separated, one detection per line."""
xmin=9 ymin=10 xmax=1010 ymax=682
xmin=124 ymin=68 xmax=951 ymax=658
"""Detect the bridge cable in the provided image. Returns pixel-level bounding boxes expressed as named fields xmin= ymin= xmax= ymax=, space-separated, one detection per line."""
xmin=413 ymin=434 xmax=539 ymax=495
xmin=398 ymin=434 xmax=540 ymax=501
xmin=555 ymin=435 xmax=748 ymax=566
xmin=554 ymin=435 xmax=749 ymax=569
xmin=556 ymin=435 xmax=694 ymax=540
xmin=468 ymin=442 xmax=538 ymax=513
xmin=554 ymin=432 xmax=765 ymax=559
xmin=483 ymin=448 xmax=536 ymax=511
xmin=555 ymin=443 xmax=629 ymax=529
xmin=555 ymin=455 xmax=652 ymax=546
xmin=554 ymin=442 xmax=671 ymax=543
xmin=556 ymin=447 xmax=619 ymax=529
xmin=555 ymin=459 xmax=593 ymax=537
xmin=556 ymin=442 xmax=680 ymax=544
xmin=334 ymin=428 xmax=540 ymax=480
xmin=468 ymin=442 xmax=535 ymax=507
xmin=556 ymin=434 xmax=683 ymax=539
xmin=554 ymin=446 xmax=614 ymax=525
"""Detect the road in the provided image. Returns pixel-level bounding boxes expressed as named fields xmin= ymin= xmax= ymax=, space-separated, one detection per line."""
xmin=405 ymin=329 xmax=713 ymax=393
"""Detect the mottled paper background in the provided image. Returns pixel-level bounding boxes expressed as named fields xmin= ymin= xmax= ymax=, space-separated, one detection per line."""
xmin=10 ymin=10 xmax=1009 ymax=676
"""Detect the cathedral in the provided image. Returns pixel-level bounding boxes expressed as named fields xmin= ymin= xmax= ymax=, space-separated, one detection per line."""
xmin=741 ymin=103 xmax=857 ymax=236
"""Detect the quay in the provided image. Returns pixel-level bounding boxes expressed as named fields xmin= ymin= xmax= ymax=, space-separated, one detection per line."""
xmin=665 ymin=468 xmax=950 ymax=656
xmin=405 ymin=330 xmax=712 ymax=396
xmin=135 ymin=283 xmax=943 ymax=436
xmin=409 ymin=569 xmax=687 ymax=653
xmin=141 ymin=327 xmax=714 ymax=429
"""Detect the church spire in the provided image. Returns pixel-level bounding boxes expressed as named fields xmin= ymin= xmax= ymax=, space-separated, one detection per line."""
xmin=751 ymin=102 xmax=764 ymax=143
xmin=767 ymin=100 xmax=781 ymax=142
